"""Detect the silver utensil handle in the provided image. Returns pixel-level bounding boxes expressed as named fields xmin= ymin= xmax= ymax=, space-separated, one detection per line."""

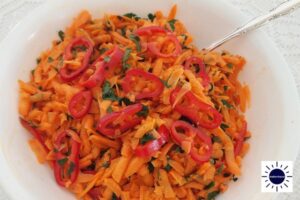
xmin=206 ymin=0 xmax=300 ymax=51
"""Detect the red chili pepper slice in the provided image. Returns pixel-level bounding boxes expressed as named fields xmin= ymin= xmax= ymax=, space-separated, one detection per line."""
xmin=147 ymin=33 xmax=182 ymax=58
xmin=135 ymin=26 xmax=168 ymax=36
xmin=234 ymin=121 xmax=247 ymax=156
xmin=97 ymin=104 xmax=143 ymax=138
xmin=88 ymin=187 xmax=101 ymax=200
xmin=80 ymin=46 xmax=124 ymax=88
xmin=19 ymin=118 xmax=49 ymax=152
xmin=170 ymin=88 xmax=222 ymax=129
xmin=135 ymin=125 xmax=169 ymax=157
xmin=53 ymin=130 xmax=80 ymax=187
xmin=60 ymin=37 xmax=94 ymax=82
xmin=184 ymin=56 xmax=210 ymax=87
xmin=170 ymin=120 xmax=212 ymax=164
xmin=68 ymin=90 xmax=93 ymax=119
xmin=122 ymin=69 xmax=164 ymax=100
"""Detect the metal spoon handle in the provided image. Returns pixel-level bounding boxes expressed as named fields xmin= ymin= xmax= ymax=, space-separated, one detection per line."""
xmin=206 ymin=0 xmax=300 ymax=51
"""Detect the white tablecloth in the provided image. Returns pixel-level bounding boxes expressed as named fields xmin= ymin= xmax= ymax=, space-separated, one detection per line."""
xmin=0 ymin=0 xmax=299 ymax=199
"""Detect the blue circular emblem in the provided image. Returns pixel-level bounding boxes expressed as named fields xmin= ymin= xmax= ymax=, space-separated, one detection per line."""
xmin=269 ymin=168 xmax=285 ymax=185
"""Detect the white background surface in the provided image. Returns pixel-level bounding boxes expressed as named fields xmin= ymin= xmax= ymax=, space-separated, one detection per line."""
xmin=0 ymin=0 xmax=299 ymax=199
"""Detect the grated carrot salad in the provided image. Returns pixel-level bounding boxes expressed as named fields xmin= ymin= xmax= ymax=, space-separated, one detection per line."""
xmin=18 ymin=5 xmax=251 ymax=200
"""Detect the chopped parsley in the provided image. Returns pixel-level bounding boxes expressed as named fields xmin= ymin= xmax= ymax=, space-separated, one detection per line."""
xmin=212 ymin=135 xmax=221 ymax=143
xmin=58 ymin=30 xmax=65 ymax=41
xmin=204 ymin=181 xmax=215 ymax=190
xmin=118 ymin=97 xmax=133 ymax=106
xmin=172 ymin=144 xmax=184 ymax=153
xmin=227 ymin=63 xmax=234 ymax=69
xmin=161 ymin=74 xmax=172 ymax=88
xmin=224 ymin=85 xmax=229 ymax=91
xmin=102 ymin=81 xmax=119 ymax=101
xmin=129 ymin=34 xmax=141 ymax=52
xmin=31 ymin=69 xmax=35 ymax=75
xmin=136 ymin=105 xmax=149 ymax=117
xmin=112 ymin=193 xmax=118 ymax=200
xmin=123 ymin=13 xmax=140 ymax=20
xmin=106 ymin=106 xmax=113 ymax=113
xmin=217 ymin=164 xmax=225 ymax=174
xmin=148 ymin=161 xmax=155 ymax=173
xmin=57 ymin=158 xmax=68 ymax=166
xmin=122 ymin=48 xmax=132 ymax=71
xmin=168 ymin=19 xmax=177 ymax=31
xmin=102 ymin=161 xmax=110 ymax=168
xmin=66 ymin=113 xmax=73 ymax=121
xmin=67 ymin=162 xmax=75 ymax=176
xmin=207 ymin=191 xmax=220 ymax=200
xmin=47 ymin=57 xmax=54 ymax=63
xmin=220 ymin=123 xmax=229 ymax=131
xmin=104 ymin=56 xmax=111 ymax=63
xmin=121 ymin=27 xmax=126 ymax=37
xmin=36 ymin=58 xmax=41 ymax=64
xmin=139 ymin=132 xmax=155 ymax=145
xmin=99 ymin=47 xmax=108 ymax=55
xmin=148 ymin=13 xmax=156 ymax=22
xmin=221 ymin=99 xmax=233 ymax=109
xmin=164 ymin=163 xmax=172 ymax=172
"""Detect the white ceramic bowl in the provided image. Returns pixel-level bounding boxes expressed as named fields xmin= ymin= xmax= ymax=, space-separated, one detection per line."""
xmin=0 ymin=0 xmax=299 ymax=199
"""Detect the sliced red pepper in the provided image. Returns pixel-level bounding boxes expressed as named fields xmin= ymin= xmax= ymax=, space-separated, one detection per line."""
xmin=135 ymin=26 xmax=168 ymax=36
xmin=88 ymin=187 xmax=101 ymax=200
xmin=171 ymin=120 xmax=212 ymax=164
xmin=19 ymin=118 xmax=49 ymax=152
xmin=234 ymin=121 xmax=247 ymax=156
xmin=184 ymin=56 xmax=210 ymax=87
xmin=80 ymin=46 xmax=124 ymax=88
xmin=60 ymin=37 xmax=94 ymax=82
xmin=97 ymin=104 xmax=143 ymax=138
xmin=68 ymin=90 xmax=93 ymax=119
xmin=147 ymin=33 xmax=182 ymax=58
xmin=53 ymin=130 xmax=80 ymax=187
xmin=122 ymin=69 xmax=164 ymax=100
xmin=170 ymin=88 xmax=222 ymax=129
xmin=135 ymin=124 xmax=169 ymax=157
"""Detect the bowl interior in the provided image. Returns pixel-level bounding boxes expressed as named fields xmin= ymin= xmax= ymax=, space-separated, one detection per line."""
xmin=0 ymin=0 xmax=299 ymax=200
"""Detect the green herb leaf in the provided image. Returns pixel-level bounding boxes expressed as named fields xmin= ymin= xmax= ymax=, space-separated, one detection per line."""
xmin=100 ymin=149 xmax=109 ymax=158
xmin=148 ymin=162 xmax=154 ymax=173
xmin=31 ymin=69 xmax=35 ymax=75
xmin=48 ymin=57 xmax=54 ymax=63
xmin=122 ymin=48 xmax=132 ymax=71
xmin=220 ymin=123 xmax=229 ymax=131
xmin=129 ymin=34 xmax=141 ymax=52
xmin=102 ymin=81 xmax=119 ymax=101
xmin=148 ymin=13 xmax=156 ymax=22
xmin=212 ymin=136 xmax=221 ymax=143
xmin=104 ymin=56 xmax=111 ymax=63
xmin=181 ymin=34 xmax=188 ymax=45
xmin=36 ymin=58 xmax=41 ymax=64
xmin=57 ymin=158 xmax=68 ymax=166
xmin=121 ymin=27 xmax=126 ymax=37
xmin=204 ymin=181 xmax=215 ymax=190
xmin=106 ymin=106 xmax=113 ymax=113
xmin=164 ymin=163 xmax=172 ymax=172
xmin=227 ymin=63 xmax=234 ymax=69
xmin=210 ymin=158 xmax=216 ymax=165
xmin=99 ymin=48 xmax=108 ymax=55
xmin=223 ymin=85 xmax=229 ymax=91
xmin=67 ymin=162 xmax=75 ymax=176
xmin=124 ymin=13 xmax=140 ymax=20
xmin=112 ymin=193 xmax=118 ymax=200
xmin=66 ymin=113 xmax=74 ymax=121
xmin=168 ymin=19 xmax=177 ymax=31
xmin=172 ymin=144 xmax=184 ymax=153
xmin=139 ymin=132 xmax=155 ymax=145
xmin=58 ymin=30 xmax=65 ymax=41
xmin=136 ymin=105 xmax=149 ymax=117
xmin=102 ymin=161 xmax=110 ymax=168
xmin=221 ymin=99 xmax=233 ymax=109
xmin=216 ymin=164 xmax=224 ymax=174
xmin=118 ymin=97 xmax=133 ymax=106
xmin=161 ymin=74 xmax=172 ymax=88
xmin=207 ymin=191 xmax=220 ymax=200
